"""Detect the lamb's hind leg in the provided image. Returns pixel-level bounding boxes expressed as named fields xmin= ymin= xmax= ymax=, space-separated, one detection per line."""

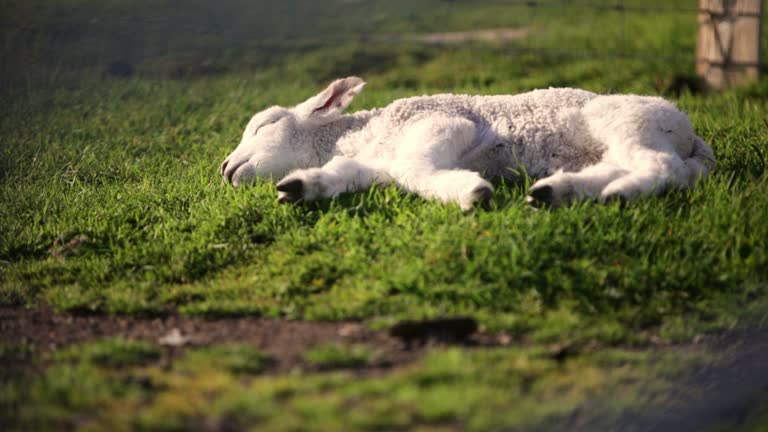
xmin=530 ymin=96 xmax=715 ymax=206
xmin=598 ymin=119 xmax=711 ymax=200
xmin=584 ymin=95 xmax=713 ymax=201
xmin=275 ymin=156 xmax=387 ymax=203
xmin=600 ymin=149 xmax=690 ymax=200
xmin=600 ymin=137 xmax=714 ymax=201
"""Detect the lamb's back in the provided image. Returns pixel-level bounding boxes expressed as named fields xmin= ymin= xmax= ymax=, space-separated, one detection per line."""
xmin=376 ymin=88 xmax=596 ymax=128
xmin=348 ymin=88 xmax=600 ymax=170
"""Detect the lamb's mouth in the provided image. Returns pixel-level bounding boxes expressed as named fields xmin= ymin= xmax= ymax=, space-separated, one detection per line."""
xmin=222 ymin=158 xmax=249 ymax=183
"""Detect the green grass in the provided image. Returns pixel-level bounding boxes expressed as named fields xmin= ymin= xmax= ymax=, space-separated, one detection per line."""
xmin=2 ymin=0 xmax=768 ymax=430
xmin=54 ymin=337 xmax=160 ymax=368
xmin=303 ymin=344 xmax=373 ymax=370
xmin=2 ymin=81 xmax=766 ymax=339
xmin=179 ymin=345 xmax=274 ymax=374
xmin=4 ymin=340 xmax=718 ymax=431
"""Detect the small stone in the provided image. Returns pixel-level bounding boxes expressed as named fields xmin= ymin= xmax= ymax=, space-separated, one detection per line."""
xmin=158 ymin=328 xmax=189 ymax=347
xmin=338 ymin=324 xmax=363 ymax=338
xmin=497 ymin=333 xmax=512 ymax=346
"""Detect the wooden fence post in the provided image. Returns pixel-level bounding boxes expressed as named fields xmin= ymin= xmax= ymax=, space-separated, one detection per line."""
xmin=697 ymin=0 xmax=764 ymax=90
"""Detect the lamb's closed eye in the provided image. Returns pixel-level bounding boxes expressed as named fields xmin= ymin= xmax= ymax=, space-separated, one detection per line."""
xmin=253 ymin=117 xmax=283 ymax=135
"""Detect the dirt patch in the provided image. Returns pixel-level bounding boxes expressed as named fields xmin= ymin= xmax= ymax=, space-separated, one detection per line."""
xmin=372 ymin=27 xmax=529 ymax=46
xmin=0 ymin=307 xmax=507 ymax=373
xmin=415 ymin=27 xmax=529 ymax=45
xmin=49 ymin=234 xmax=89 ymax=259
xmin=3 ymin=308 xmax=768 ymax=429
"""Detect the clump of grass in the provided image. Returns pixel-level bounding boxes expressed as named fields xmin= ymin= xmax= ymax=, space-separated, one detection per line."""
xmin=0 ymin=342 xmax=35 ymax=362
xmin=302 ymin=343 xmax=373 ymax=370
xmin=178 ymin=345 xmax=273 ymax=374
xmin=54 ymin=338 xmax=160 ymax=368
xmin=10 ymin=344 xmax=716 ymax=431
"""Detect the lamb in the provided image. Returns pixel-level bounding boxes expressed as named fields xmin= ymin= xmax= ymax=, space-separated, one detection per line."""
xmin=221 ymin=77 xmax=716 ymax=209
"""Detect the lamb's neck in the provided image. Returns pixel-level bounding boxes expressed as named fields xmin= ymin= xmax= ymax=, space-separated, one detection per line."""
xmin=309 ymin=110 xmax=375 ymax=164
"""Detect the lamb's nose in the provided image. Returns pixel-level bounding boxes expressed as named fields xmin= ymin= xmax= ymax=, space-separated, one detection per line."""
xmin=223 ymin=158 xmax=248 ymax=184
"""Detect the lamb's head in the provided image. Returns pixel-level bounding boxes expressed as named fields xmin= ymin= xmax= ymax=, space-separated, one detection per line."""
xmin=221 ymin=77 xmax=366 ymax=186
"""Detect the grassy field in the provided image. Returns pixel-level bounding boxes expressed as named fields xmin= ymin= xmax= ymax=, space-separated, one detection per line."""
xmin=2 ymin=0 xmax=768 ymax=430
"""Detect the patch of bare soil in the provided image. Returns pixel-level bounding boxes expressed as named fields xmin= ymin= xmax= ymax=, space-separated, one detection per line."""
xmin=2 ymin=307 xmax=767 ymax=429
xmin=0 ymin=307 xmax=506 ymax=373
xmin=415 ymin=27 xmax=529 ymax=45
xmin=372 ymin=27 xmax=529 ymax=46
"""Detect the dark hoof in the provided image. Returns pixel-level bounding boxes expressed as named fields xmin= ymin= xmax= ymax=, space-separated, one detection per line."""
xmin=603 ymin=193 xmax=628 ymax=208
xmin=471 ymin=185 xmax=493 ymax=210
xmin=276 ymin=179 xmax=304 ymax=203
xmin=526 ymin=185 xmax=554 ymax=207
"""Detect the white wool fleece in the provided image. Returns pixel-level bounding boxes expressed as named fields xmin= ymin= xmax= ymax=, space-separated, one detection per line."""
xmin=221 ymin=77 xmax=716 ymax=209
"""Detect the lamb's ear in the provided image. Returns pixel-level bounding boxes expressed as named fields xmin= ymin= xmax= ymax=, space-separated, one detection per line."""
xmin=295 ymin=77 xmax=366 ymax=125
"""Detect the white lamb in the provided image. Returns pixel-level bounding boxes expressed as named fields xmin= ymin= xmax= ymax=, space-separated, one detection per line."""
xmin=221 ymin=77 xmax=716 ymax=209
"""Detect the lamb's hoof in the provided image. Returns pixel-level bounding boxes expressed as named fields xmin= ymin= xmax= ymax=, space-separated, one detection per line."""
xmin=471 ymin=185 xmax=493 ymax=210
xmin=526 ymin=185 xmax=554 ymax=208
xmin=601 ymin=193 xmax=628 ymax=208
xmin=461 ymin=185 xmax=493 ymax=211
xmin=276 ymin=178 xmax=304 ymax=203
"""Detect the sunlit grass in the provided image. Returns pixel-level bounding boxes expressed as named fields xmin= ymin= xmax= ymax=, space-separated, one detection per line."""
xmin=2 ymin=0 xmax=768 ymax=430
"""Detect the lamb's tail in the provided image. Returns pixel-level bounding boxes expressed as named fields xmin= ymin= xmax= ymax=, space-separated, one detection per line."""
xmin=684 ymin=135 xmax=716 ymax=184
xmin=692 ymin=136 xmax=716 ymax=172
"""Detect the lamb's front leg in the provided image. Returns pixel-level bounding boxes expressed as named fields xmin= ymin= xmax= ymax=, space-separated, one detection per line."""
xmin=276 ymin=156 xmax=386 ymax=203
xmin=527 ymin=161 xmax=629 ymax=207
xmin=394 ymin=165 xmax=493 ymax=210
xmin=389 ymin=115 xmax=493 ymax=210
